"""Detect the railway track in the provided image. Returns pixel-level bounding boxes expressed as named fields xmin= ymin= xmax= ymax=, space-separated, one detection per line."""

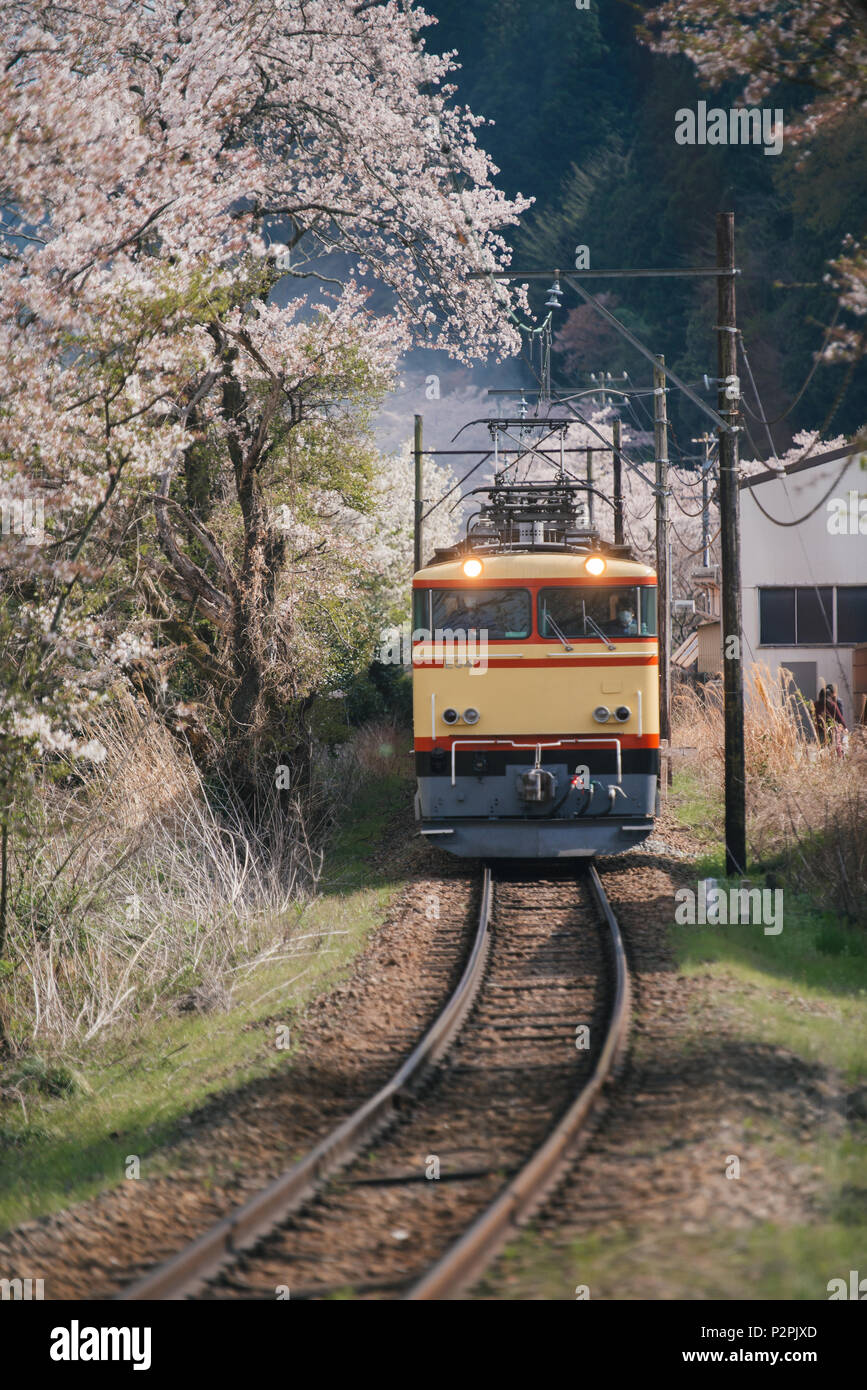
xmin=119 ymin=863 xmax=629 ymax=1302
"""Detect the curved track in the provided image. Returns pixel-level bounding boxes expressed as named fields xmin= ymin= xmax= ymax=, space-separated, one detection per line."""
xmin=119 ymin=863 xmax=629 ymax=1301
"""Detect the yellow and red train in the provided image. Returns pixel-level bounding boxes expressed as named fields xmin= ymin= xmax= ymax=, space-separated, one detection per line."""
xmin=411 ymin=481 xmax=659 ymax=857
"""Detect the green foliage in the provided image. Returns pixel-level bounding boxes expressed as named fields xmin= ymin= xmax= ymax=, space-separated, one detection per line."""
xmin=344 ymin=663 xmax=412 ymax=728
xmin=429 ymin=0 xmax=867 ymax=437
xmin=0 ymin=752 xmax=411 ymax=1231
xmin=4 ymin=1055 xmax=78 ymax=1097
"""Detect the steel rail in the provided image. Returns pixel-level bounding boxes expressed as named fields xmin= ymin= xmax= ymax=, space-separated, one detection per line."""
xmin=405 ymin=863 xmax=630 ymax=1300
xmin=117 ymin=869 xmax=493 ymax=1301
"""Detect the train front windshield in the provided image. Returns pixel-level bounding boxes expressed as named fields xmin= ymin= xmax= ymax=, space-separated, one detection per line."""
xmin=415 ymin=587 xmax=532 ymax=639
xmin=539 ymin=586 xmax=657 ymax=638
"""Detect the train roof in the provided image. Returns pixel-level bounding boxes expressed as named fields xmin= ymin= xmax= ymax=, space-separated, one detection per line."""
xmin=413 ymin=552 xmax=657 ymax=583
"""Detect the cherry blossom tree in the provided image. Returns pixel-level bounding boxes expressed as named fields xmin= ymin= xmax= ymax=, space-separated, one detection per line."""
xmin=0 ymin=0 xmax=530 ymax=787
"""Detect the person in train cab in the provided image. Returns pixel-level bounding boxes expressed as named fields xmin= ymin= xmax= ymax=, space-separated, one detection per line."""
xmin=814 ymin=682 xmax=847 ymax=756
xmin=441 ymin=591 xmax=501 ymax=635
xmin=604 ymin=600 xmax=638 ymax=636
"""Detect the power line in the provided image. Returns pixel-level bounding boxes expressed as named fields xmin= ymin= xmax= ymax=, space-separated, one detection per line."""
xmin=670 ymin=518 xmax=721 ymax=557
xmin=743 ymin=455 xmax=853 ymax=528
xmin=737 ymin=333 xmax=853 ymax=692
xmin=740 ymin=346 xmax=859 ymax=488
xmin=739 ymin=339 xmax=860 ymax=527
xmin=737 ymin=304 xmax=843 ymax=428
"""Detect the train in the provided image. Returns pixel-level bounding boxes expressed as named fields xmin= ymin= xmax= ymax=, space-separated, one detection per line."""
xmin=412 ymin=476 xmax=659 ymax=857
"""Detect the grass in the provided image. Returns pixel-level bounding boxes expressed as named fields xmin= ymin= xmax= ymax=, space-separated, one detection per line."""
xmin=0 ymin=759 xmax=411 ymax=1233
xmin=669 ymin=760 xmax=867 ymax=1073
xmin=671 ymin=670 xmax=867 ymax=928
xmin=491 ymin=1223 xmax=867 ymax=1301
xmin=473 ymin=756 xmax=867 ymax=1301
xmin=673 ymin=897 xmax=867 ymax=1079
xmin=668 ymin=767 xmax=724 ymax=853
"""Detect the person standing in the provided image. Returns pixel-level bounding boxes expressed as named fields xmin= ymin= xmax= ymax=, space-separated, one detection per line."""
xmin=814 ymin=683 xmax=847 ymax=757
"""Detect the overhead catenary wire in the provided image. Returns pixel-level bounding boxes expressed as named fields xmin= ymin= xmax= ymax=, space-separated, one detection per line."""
xmin=670 ymin=492 xmax=711 ymax=518
xmin=414 ymin=50 xmax=842 ymax=502
xmin=744 ymin=455 xmax=853 ymax=528
xmin=669 ymin=519 xmax=721 ymax=557
xmin=738 ymin=303 xmax=843 ymax=428
xmin=395 ymin=6 xmax=856 ymax=720
xmin=397 ymin=31 xmax=718 ymax=522
xmin=739 ymin=343 xmax=859 ymax=498
xmin=400 ymin=7 xmax=854 ymax=566
xmin=739 ymin=340 xmax=861 ymax=528
xmin=738 ymin=334 xmax=778 ymax=460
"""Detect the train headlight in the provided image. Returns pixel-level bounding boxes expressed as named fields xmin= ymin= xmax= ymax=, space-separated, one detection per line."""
xmin=585 ymin=555 xmax=606 ymax=576
xmin=614 ymin=705 xmax=631 ymax=723
xmin=463 ymin=558 xmax=483 ymax=578
xmin=593 ymin=705 xmax=610 ymax=723
xmin=463 ymin=707 xmax=480 ymax=725
xmin=442 ymin=707 xmax=459 ymax=725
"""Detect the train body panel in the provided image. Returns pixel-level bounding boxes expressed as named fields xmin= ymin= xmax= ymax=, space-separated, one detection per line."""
xmin=414 ymin=552 xmax=656 ymax=583
xmin=412 ymin=651 xmax=659 ymax=740
xmin=410 ymin=486 xmax=661 ymax=859
xmin=415 ymin=813 xmax=656 ymax=859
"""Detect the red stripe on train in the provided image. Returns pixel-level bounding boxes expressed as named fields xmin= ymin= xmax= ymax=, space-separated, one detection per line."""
xmin=413 ymin=577 xmax=657 ymax=588
xmin=413 ymin=656 xmax=659 ymax=668
xmin=413 ymin=734 xmax=660 ymax=750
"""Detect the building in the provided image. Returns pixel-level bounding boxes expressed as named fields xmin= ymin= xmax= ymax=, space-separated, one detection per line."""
xmin=683 ymin=447 xmax=867 ymax=725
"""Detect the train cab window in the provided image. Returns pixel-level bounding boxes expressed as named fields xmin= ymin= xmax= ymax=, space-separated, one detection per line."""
xmin=426 ymin=587 xmax=531 ymax=639
xmin=412 ymin=588 xmax=432 ymax=631
xmin=640 ymin=586 xmax=657 ymax=637
xmin=539 ymin=586 xmax=657 ymax=639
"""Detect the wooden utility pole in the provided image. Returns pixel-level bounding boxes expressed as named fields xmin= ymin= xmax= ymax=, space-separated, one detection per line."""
xmin=716 ymin=212 xmax=747 ymax=876
xmin=654 ymin=357 xmax=671 ymax=773
xmin=612 ymin=416 xmax=624 ymax=545
xmin=413 ymin=413 xmax=423 ymax=573
xmin=586 ymin=448 xmax=594 ymax=526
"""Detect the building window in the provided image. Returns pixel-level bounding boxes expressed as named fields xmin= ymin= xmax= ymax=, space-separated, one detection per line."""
xmin=796 ymin=587 xmax=834 ymax=644
xmin=837 ymin=586 xmax=867 ymax=644
xmin=759 ymin=586 xmax=867 ymax=645
xmin=759 ymin=589 xmax=795 ymax=644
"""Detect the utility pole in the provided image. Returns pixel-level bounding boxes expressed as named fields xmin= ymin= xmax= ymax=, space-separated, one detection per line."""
xmin=653 ymin=356 xmax=671 ymax=777
xmin=701 ymin=444 xmax=710 ymax=568
xmin=717 ymin=212 xmax=747 ymax=877
xmin=413 ymin=413 xmax=423 ymax=573
xmin=586 ymin=448 xmax=594 ymax=526
xmin=690 ymin=432 xmax=715 ymax=567
xmin=700 ymin=435 xmax=711 ymax=567
xmin=612 ymin=416 xmax=624 ymax=545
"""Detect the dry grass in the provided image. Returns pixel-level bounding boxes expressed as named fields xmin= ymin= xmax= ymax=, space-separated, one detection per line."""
xmin=351 ymin=719 xmax=407 ymax=777
xmin=673 ymin=665 xmax=867 ymax=926
xmin=0 ymin=695 xmax=367 ymax=1049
